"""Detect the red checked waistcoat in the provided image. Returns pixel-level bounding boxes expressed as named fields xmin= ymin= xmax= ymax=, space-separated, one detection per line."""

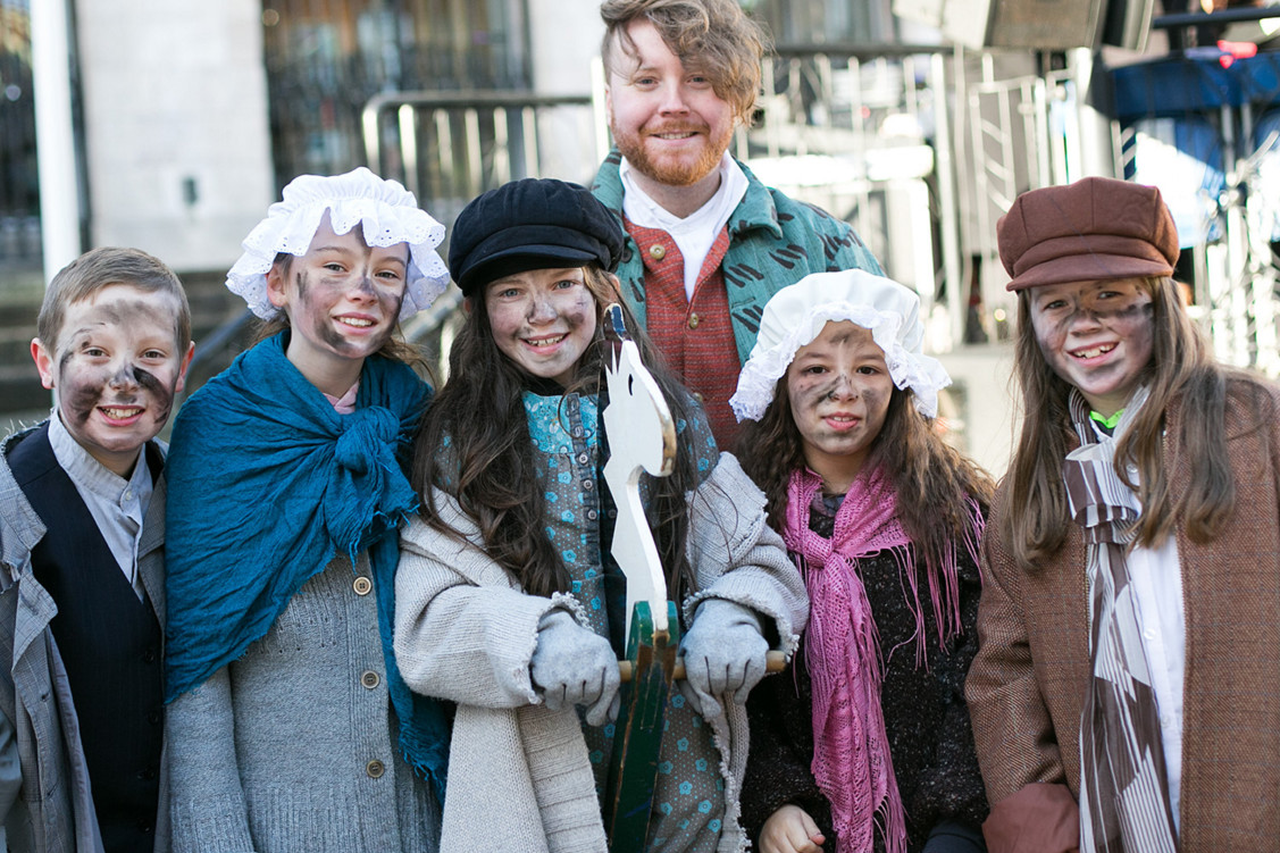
xmin=624 ymin=219 xmax=741 ymax=448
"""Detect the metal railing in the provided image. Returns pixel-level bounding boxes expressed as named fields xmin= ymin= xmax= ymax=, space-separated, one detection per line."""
xmin=361 ymin=88 xmax=605 ymax=215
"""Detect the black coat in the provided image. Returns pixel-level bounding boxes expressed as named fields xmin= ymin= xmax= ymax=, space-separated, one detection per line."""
xmin=740 ymin=536 xmax=988 ymax=853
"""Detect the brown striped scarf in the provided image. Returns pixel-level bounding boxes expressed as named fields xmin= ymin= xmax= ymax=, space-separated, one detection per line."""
xmin=1064 ymin=388 xmax=1178 ymax=853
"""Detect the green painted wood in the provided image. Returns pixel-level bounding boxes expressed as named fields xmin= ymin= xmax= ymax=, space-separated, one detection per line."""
xmin=603 ymin=599 xmax=680 ymax=852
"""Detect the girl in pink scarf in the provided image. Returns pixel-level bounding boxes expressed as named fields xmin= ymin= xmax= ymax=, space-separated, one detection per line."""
xmin=731 ymin=271 xmax=994 ymax=853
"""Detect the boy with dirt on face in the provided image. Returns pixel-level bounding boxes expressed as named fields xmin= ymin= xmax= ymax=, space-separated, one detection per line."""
xmin=0 ymin=246 xmax=194 ymax=852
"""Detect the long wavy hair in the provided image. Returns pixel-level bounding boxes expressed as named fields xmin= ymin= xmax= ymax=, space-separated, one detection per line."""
xmin=412 ymin=265 xmax=705 ymax=605
xmin=1004 ymin=275 xmax=1271 ymax=570
xmin=737 ymin=371 xmax=994 ymax=572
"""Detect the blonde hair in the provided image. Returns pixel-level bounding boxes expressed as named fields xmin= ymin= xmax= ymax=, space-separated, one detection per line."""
xmin=600 ymin=0 xmax=769 ymax=125
xmin=38 ymin=246 xmax=191 ymax=353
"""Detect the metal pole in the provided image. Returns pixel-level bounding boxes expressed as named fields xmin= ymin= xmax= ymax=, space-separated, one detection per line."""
xmin=1066 ymin=47 xmax=1114 ymax=179
xmin=31 ymin=0 xmax=84 ymax=283
xmin=930 ymin=51 xmax=965 ymax=349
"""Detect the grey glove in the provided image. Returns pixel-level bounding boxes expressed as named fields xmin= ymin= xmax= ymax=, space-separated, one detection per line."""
xmin=678 ymin=598 xmax=768 ymax=719
xmin=530 ymin=609 xmax=621 ymax=726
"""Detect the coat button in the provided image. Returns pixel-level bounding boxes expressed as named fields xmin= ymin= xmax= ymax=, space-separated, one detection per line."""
xmin=692 ymin=392 xmax=704 ymax=404
xmin=353 ymin=576 xmax=372 ymax=596
xmin=366 ymin=759 xmax=386 ymax=778
xmin=361 ymin=670 xmax=381 ymax=689
xmin=648 ymin=243 xmax=666 ymax=260
xmin=688 ymin=313 xmax=700 ymax=329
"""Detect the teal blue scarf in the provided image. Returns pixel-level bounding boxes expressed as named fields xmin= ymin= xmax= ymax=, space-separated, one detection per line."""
xmin=164 ymin=332 xmax=448 ymax=798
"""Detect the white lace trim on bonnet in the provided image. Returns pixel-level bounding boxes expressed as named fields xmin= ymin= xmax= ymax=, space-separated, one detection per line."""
xmin=226 ymin=166 xmax=450 ymax=320
xmin=730 ymin=269 xmax=952 ymax=421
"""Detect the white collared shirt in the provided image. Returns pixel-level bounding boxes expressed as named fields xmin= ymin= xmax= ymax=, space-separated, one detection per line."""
xmin=619 ymin=152 xmax=749 ymax=300
xmin=1125 ymin=532 xmax=1185 ymax=831
xmin=47 ymin=413 xmax=152 ymax=599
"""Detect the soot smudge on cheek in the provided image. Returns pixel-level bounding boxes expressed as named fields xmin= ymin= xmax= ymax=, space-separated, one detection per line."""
xmin=61 ymin=370 xmax=109 ymax=425
xmin=861 ymin=384 xmax=887 ymax=409
xmin=294 ymin=268 xmax=312 ymax=301
xmin=297 ymin=270 xmax=357 ymax=351
xmin=792 ymin=374 xmax=840 ymax=408
xmin=135 ymin=367 xmax=173 ymax=420
xmin=381 ymin=289 xmax=403 ymax=320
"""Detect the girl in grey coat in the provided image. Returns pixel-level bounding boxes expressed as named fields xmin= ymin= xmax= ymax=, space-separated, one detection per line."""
xmin=394 ymin=178 xmax=808 ymax=853
xmin=163 ymin=169 xmax=453 ymax=852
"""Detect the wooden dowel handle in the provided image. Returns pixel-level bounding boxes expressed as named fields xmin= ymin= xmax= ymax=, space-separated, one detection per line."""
xmin=618 ymin=649 xmax=787 ymax=683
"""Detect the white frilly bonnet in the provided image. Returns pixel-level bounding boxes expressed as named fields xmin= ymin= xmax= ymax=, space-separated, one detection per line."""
xmin=226 ymin=166 xmax=451 ymax=320
xmin=730 ymin=269 xmax=952 ymax=421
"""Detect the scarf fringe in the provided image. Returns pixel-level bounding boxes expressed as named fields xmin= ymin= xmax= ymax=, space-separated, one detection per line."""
xmin=786 ymin=468 xmax=980 ymax=853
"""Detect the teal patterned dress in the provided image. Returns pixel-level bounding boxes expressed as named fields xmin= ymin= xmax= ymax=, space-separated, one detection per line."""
xmin=522 ymin=389 xmax=726 ymax=853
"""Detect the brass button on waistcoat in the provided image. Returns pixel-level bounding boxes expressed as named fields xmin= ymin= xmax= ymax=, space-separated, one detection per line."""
xmin=353 ymin=576 xmax=372 ymax=595
xmin=366 ymin=759 xmax=386 ymax=778
xmin=648 ymin=243 xmax=666 ymax=260
xmin=688 ymin=313 xmax=700 ymax=329
xmin=692 ymin=392 xmax=704 ymax=404
xmin=360 ymin=670 xmax=381 ymax=689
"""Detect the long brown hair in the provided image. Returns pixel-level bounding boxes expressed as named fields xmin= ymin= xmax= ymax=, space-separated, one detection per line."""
xmin=412 ymin=265 xmax=705 ymax=604
xmin=737 ymin=373 xmax=994 ymax=571
xmin=1004 ymin=275 xmax=1270 ymax=569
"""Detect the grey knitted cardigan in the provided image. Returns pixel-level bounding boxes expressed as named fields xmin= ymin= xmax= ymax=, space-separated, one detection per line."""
xmin=394 ymin=452 xmax=808 ymax=853
xmin=165 ymin=552 xmax=440 ymax=853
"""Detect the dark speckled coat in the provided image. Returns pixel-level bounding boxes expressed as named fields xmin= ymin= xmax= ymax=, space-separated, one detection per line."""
xmin=741 ymin=538 xmax=989 ymax=853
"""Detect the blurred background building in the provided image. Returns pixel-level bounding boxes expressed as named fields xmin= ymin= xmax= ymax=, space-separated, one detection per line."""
xmin=4 ymin=0 xmax=1280 ymax=476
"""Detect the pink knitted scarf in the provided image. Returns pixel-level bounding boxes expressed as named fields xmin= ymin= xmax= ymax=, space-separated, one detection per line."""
xmin=783 ymin=466 xmax=969 ymax=853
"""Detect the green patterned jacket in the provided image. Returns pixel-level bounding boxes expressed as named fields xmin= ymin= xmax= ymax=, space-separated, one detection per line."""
xmin=591 ymin=149 xmax=885 ymax=366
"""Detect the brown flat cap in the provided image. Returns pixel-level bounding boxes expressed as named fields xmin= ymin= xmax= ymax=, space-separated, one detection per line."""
xmin=997 ymin=176 xmax=1180 ymax=291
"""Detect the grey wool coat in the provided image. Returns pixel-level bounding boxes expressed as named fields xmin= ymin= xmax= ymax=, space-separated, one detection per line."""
xmin=0 ymin=425 xmax=170 ymax=853
xmin=394 ymin=452 xmax=809 ymax=853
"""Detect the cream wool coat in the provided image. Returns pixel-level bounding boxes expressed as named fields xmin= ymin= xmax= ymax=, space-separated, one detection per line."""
xmin=395 ymin=452 xmax=808 ymax=853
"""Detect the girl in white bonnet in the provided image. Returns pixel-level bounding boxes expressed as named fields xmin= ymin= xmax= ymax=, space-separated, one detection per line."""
xmin=732 ymin=270 xmax=993 ymax=853
xmin=163 ymin=167 xmax=452 ymax=851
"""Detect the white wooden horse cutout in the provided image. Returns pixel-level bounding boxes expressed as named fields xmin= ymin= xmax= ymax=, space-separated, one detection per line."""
xmin=600 ymin=304 xmax=677 ymax=638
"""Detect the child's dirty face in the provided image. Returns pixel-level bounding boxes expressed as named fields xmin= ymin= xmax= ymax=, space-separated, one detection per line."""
xmin=484 ymin=267 xmax=597 ymax=386
xmin=1028 ymin=277 xmax=1154 ymax=419
xmin=32 ymin=284 xmax=193 ymax=476
xmin=785 ymin=321 xmax=893 ymax=488
xmin=268 ymin=216 xmax=409 ymax=376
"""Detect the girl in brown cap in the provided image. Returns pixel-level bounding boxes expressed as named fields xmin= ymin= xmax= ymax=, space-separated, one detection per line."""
xmin=966 ymin=175 xmax=1280 ymax=853
xmin=392 ymin=178 xmax=807 ymax=853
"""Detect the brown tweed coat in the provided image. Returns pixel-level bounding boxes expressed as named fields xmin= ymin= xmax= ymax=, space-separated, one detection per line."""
xmin=966 ymin=380 xmax=1280 ymax=852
